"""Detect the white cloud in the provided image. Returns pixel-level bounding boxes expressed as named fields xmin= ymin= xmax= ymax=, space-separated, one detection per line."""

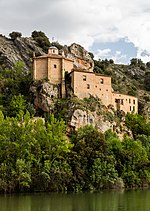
xmin=0 ymin=0 xmax=150 ymax=61
xmin=95 ymin=49 xmax=111 ymax=59
xmin=95 ymin=48 xmax=127 ymax=64
xmin=137 ymin=48 xmax=150 ymax=63
xmin=111 ymin=51 xmax=127 ymax=64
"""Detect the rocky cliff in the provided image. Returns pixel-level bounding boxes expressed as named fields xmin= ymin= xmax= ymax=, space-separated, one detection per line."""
xmin=0 ymin=33 xmax=149 ymax=126
xmin=63 ymin=43 xmax=94 ymax=71
xmin=0 ymin=35 xmax=44 ymax=69
xmin=0 ymin=35 xmax=94 ymax=72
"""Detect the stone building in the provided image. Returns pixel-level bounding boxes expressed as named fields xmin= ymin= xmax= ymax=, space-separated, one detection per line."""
xmin=33 ymin=46 xmax=74 ymax=97
xmin=33 ymin=46 xmax=138 ymax=113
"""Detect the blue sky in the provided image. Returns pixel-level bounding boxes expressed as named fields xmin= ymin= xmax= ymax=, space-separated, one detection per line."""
xmin=0 ymin=0 xmax=150 ymax=64
xmin=90 ymin=38 xmax=137 ymax=64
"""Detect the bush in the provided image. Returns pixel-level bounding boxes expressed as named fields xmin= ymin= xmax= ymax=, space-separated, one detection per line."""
xmin=31 ymin=31 xmax=50 ymax=52
xmin=9 ymin=32 xmax=22 ymax=40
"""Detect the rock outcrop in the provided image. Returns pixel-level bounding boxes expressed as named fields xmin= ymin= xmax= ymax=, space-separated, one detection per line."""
xmin=63 ymin=43 xmax=94 ymax=71
xmin=0 ymin=35 xmax=44 ymax=69
xmin=0 ymin=33 xmax=149 ymax=120
xmin=30 ymin=81 xmax=59 ymax=112
xmin=70 ymin=108 xmax=114 ymax=133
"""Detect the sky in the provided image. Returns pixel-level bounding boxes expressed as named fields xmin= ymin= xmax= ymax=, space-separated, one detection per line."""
xmin=1 ymin=0 xmax=150 ymax=64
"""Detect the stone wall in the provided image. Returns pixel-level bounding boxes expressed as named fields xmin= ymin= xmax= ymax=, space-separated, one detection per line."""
xmin=112 ymin=93 xmax=138 ymax=113
xmin=71 ymin=70 xmax=112 ymax=106
xmin=70 ymin=69 xmax=138 ymax=113
xmin=33 ymin=53 xmax=74 ymax=83
xmin=33 ymin=57 xmax=48 ymax=80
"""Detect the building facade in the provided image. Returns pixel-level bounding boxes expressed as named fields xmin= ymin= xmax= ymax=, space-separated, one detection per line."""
xmin=33 ymin=46 xmax=74 ymax=97
xmin=33 ymin=47 xmax=138 ymax=113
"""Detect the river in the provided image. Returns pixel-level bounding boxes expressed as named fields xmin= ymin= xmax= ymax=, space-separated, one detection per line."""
xmin=0 ymin=189 xmax=150 ymax=211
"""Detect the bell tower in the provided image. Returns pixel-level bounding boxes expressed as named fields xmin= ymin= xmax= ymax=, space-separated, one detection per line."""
xmin=48 ymin=46 xmax=59 ymax=55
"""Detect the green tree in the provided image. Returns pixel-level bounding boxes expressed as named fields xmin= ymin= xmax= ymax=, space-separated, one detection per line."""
xmin=125 ymin=113 xmax=150 ymax=139
xmin=8 ymin=94 xmax=26 ymax=117
xmin=92 ymin=156 xmax=118 ymax=189
xmin=31 ymin=114 xmax=73 ymax=191
xmin=69 ymin=125 xmax=112 ymax=191
xmin=144 ymin=72 xmax=150 ymax=91
xmin=121 ymin=138 xmax=149 ymax=187
xmin=9 ymin=31 xmax=22 ymax=40
xmin=0 ymin=111 xmax=73 ymax=193
xmin=15 ymin=159 xmax=31 ymax=190
xmin=146 ymin=62 xmax=150 ymax=69
xmin=31 ymin=31 xmax=50 ymax=52
xmin=0 ymin=62 xmax=32 ymax=116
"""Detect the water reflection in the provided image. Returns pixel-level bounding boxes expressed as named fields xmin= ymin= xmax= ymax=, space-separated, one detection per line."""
xmin=0 ymin=190 xmax=150 ymax=211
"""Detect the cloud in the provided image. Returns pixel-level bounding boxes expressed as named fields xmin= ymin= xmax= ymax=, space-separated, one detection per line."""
xmin=111 ymin=51 xmax=127 ymax=64
xmin=137 ymin=48 xmax=150 ymax=63
xmin=95 ymin=48 xmax=127 ymax=64
xmin=0 ymin=0 xmax=150 ymax=62
xmin=95 ymin=49 xmax=111 ymax=58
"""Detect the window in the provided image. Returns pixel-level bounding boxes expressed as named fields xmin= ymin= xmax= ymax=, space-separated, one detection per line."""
xmin=133 ymin=106 xmax=135 ymax=112
xmin=54 ymin=64 xmax=57 ymax=68
xmin=106 ymin=89 xmax=108 ymax=91
xmin=121 ymin=99 xmax=123 ymax=105
xmin=130 ymin=106 xmax=132 ymax=111
xmin=133 ymin=99 xmax=135 ymax=104
xmin=53 ymin=50 xmax=55 ymax=53
xmin=100 ymin=78 xmax=104 ymax=84
xmin=89 ymin=119 xmax=93 ymax=125
xmin=129 ymin=99 xmax=131 ymax=104
xmin=87 ymin=84 xmax=90 ymax=89
xmin=83 ymin=75 xmax=86 ymax=81
xmin=115 ymin=99 xmax=123 ymax=105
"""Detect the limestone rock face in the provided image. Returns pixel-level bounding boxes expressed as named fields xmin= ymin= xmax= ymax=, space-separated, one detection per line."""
xmin=30 ymin=81 xmax=59 ymax=112
xmin=70 ymin=109 xmax=114 ymax=133
xmin=127 ymin=67 xmax=145 ymax=78
xmin=0 ymin=35 xmax=44 ymax=69
xmin=0 ymin=35 xmax=94 ymax=73
xmin=63 ymin=43 xmax=94 ymax=72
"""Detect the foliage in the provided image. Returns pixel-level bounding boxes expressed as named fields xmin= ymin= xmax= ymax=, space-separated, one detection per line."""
xmin=54 ymin=96 xmax=103 ymax=122
xmin=69 ymin=125 xmax=117 ymax=191
xmin=146 ymin=62 xmax=150 ymax=69
xmin=31 ymin=31 xmax=50 ymax=52
xmin=130 ymin=58 xmax=145 ymax=70
xmin=0 ymin=62 xmax=33 ymax=116
xmin=144 ymin=72 xmax=150 ymax=91
xmin=0 ymin=110 xmax=150 ymax=193
xmin=91 ymin=157 xmax=118 ymax=189
xmin=9 ymin=31 xmax=22 ymax=40
xmin=0 ymin=111 xmax=72 ymax=193
xmin=88 ymin=52 xmax=94 ymax=59
xmin=105 ymin=129 xmax=150 ymax=187
xmin=8 ymin=94 xmax=26 ymax=117
xmin=94 ymin=59 xmax=114 ymax=74
xmin=50 ymin=41 xmax=63 ymax=50
xmin=125 ymin=113 xmax=150 ymax=139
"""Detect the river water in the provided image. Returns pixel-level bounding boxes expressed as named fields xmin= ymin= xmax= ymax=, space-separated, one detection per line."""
xmin=0 ymin=190 xmax=150 ymax=211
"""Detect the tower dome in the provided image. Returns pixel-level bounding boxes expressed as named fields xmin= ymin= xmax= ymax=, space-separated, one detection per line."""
xmin=48 ymin=46 xmax=59 ymax=55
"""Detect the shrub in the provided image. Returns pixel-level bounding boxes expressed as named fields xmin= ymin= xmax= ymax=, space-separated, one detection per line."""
xmin=31 ymin=31 xmax=50 ymax=52
xmin=9 ymin=31 xmax=22 ymax=40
